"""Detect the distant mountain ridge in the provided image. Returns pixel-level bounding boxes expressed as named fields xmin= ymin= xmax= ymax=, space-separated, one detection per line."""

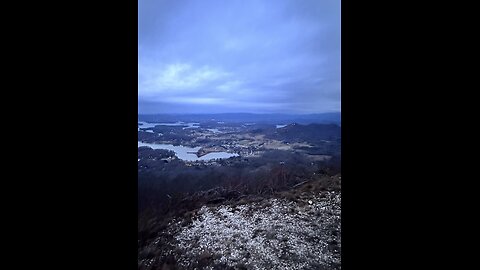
xmin=274 ymin=123 xmax=341 ymax=142
xmin=138 ymin=112 xmax=340 ymax=125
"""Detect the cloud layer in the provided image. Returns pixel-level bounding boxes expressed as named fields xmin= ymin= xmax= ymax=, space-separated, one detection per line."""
xmin=138 ymin=0 xmax=340 ymax=114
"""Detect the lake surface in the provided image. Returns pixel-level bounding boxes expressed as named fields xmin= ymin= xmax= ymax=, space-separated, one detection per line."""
xmin=138 ymin=141 xmax=238 ymax=161
xmin=138 ymin=121 xmax=200 ymax=131
xmin=207 ymin=128 xmax=221 ymax=133
xmin=138 ymin=121 xmax=161 ymax=129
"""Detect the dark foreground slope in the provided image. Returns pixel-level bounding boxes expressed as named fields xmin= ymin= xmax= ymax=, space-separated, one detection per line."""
xmin=138 ymin=175 xmax=341 ymax=270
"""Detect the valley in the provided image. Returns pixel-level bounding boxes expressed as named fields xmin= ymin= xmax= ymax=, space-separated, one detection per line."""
xmin=138 ymin=114 xmax=341 ymax=270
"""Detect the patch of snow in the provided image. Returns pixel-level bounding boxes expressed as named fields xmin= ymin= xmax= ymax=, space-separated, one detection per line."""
xmin=172 ymin=193 xmax=341 ymax=269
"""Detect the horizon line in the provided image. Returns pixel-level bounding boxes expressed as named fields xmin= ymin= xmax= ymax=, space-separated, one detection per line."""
xmin=138 ymin=111 xmax=341 ymax=115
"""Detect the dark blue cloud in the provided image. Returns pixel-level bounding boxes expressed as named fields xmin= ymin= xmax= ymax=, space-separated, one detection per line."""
xmin=138 ymin=0 xmax=340 ymax=114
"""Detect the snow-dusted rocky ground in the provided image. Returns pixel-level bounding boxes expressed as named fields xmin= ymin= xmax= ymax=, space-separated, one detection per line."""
xmin=142 ymin=190 xmax=340 ymax=270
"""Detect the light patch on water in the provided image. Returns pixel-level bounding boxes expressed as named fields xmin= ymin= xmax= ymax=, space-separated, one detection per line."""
xmin=138 ymin=121 xmax=200 ymax=131
xmin=138 ymin=121 xmax=161 ymax=130
xmin=207 ymin=128 xmax=221 ymax=133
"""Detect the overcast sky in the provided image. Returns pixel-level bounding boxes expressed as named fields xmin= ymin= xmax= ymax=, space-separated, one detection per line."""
xmin=138 ymin=0 xmax=340 ymax=114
